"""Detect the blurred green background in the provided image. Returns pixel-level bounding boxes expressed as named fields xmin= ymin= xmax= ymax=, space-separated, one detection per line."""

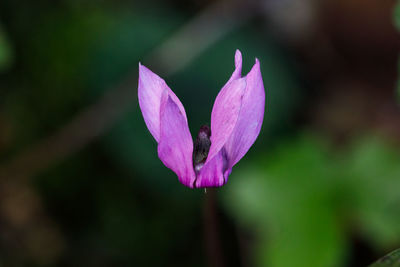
xmin=0 ymin=0 xmax=399 ymax=266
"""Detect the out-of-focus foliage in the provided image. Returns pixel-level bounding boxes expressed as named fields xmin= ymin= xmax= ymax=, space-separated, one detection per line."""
xmin=223 ymin=134 xmax=400 ymax=267
xmin=394 ymin=0 xmax=400 ymax=30
xmin=0 ymin=23 xmax=13 ymax=72
xmin=370 ymin=248 xmax=400 ymax=267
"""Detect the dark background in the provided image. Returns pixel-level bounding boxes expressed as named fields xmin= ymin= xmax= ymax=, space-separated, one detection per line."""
xmin=0 ymin=0 xmax=400 ymax=266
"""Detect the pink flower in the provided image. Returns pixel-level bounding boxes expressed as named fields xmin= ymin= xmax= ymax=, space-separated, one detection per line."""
xmin=138 ymin=50 xmax=265 ymax=188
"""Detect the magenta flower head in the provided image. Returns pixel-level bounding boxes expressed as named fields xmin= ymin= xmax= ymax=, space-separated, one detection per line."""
xmin=138 ymin=50 xmax=265 ymax=188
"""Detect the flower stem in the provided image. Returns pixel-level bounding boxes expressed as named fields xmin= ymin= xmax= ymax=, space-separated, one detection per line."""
xmin=203 ymin=188 xmax=225 ymax=267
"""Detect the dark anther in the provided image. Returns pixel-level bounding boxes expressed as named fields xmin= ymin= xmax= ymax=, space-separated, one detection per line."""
xmin=193 ymin=125 xmax=211 ymax=172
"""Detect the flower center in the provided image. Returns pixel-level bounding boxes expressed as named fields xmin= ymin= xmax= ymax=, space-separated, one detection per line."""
xmin=193 ymin=125 xmax=211 ymax=173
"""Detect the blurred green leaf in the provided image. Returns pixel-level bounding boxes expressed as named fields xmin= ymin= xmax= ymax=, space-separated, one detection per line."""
xmin=2 ymin=8 xmax=120 ymax=155
xmin=0 ymin=23 xmax=14 ymax=72
xmin=370 ymin=248 xmax=400 ymax=267
xmin=393 ymin=0 xmax=400 ymax=31
xmin=347 ymin=137 xmax=400 ymax=248
xmin=223 ymin=135 xmax=346 ymax=267
xmin=222 ymin=134 xmax=400 ymax=267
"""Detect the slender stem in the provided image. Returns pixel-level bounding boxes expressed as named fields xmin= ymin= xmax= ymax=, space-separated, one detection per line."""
xmin=203 ymin=188 xmax=225 ymax=267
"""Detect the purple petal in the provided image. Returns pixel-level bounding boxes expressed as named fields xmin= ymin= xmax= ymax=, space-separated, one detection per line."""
xmin=157 ymin=92 xmax=196 ymax=188
xmin=138 ymin=64 xmax=187 ymax=142
xmin=206 ymin=77 xmax=246 ymax=164
xmin=196 ymin=149 xmax=230 ymax=188
xmin=224 ymin=59 xmax=265 ymax=168
xmin=226 ymin=49 xmax=243 ymax=84
xmin=205 ymin=50 xmax=244 ymax=163
xmin=194 ymin=50 xmax=246 ymax=188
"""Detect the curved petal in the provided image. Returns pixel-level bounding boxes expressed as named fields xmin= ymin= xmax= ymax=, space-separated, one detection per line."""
xmin=226 ymin=49 xmax=243 ymax=84
xmin=138 ymin=64 xmax=187 ymax=142
xmin=224 ymin=59 xmax=265 ymax=169
xmin=158 ymin=93 xmax=196 ymax=188
xmin=196 ymin=149 xmax=230 ymax=188
xmin=206 ymin=77 xmax=246 ymax=164
xmin=205 ymin=50 xmax=244 ymax=163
